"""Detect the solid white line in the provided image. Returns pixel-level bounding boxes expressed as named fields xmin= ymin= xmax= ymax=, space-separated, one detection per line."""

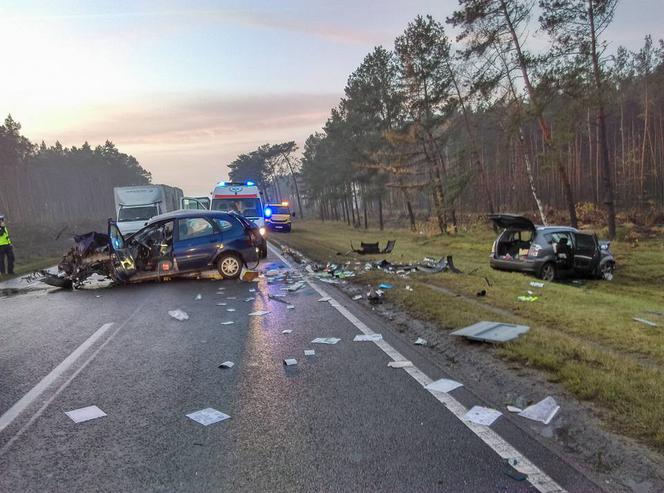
xmin=0 ymin=322 xmax=114 ymax=434
xmin=268 ymin=242 xmax=567 ymax=493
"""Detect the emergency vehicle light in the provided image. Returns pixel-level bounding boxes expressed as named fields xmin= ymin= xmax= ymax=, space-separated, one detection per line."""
xmin=281 ymin=201 xmax=289 ymax=206
xmin=264 ymin=207 xmax=272 ymax=218
xmin=217 ymin=181 xmax=226 ymax=186
xmin=246 ymin=180 xmax=255 ymax=186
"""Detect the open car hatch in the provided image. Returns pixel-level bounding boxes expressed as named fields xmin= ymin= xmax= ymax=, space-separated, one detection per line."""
xmin=487 ymin=213 xmax=535 ymax=230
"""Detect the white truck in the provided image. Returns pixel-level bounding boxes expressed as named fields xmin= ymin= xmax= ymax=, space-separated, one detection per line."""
xmin=113 ymin=185 xmax=183 ymax=236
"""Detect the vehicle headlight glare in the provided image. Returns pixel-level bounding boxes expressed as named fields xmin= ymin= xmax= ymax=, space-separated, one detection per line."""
xmin=259 ymin=227 xmax=266 ymax=236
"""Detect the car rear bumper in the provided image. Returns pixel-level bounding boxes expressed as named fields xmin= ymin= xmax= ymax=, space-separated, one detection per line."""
xmin=489 ymin=257 xmax=541 ymax=273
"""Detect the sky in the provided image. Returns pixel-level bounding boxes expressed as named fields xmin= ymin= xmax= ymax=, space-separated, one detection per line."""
xmin=1 ymin=0 xmax=662 ymax=195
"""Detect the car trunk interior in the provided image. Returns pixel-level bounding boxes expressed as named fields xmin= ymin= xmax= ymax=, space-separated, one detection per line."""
xmin=496 ymin=229 xmax=533 ymax=259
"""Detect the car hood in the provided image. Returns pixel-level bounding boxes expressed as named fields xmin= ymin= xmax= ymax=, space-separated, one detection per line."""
xmin=487 ymin=214 xmax=535 ymax=230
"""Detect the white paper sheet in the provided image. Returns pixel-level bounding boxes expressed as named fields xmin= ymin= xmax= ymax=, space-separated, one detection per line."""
xmin=282 ymin=330 xmax=293 ymax=334
xmin=353 ymin=334 xmax=383 ymax=342
xmin=194 ymin=294 xmax=202 ymax=300
xmin=352 ymin=295 xmax=362 ymax=301
xmin=249 ymin=310 xmax=270 ymax=316
xmin=186 ymin=408 xmax=231 ymax=426
xmin=425 ymin=378 xmax=463 ymax=393
xmin=414 ymin=337 xmax=427 ymax=345
xmin=168 ymin=309 xmax=189 ymax=321
xmin=304 ymin=349 xmax=315 ymax=356
xmin=219 ymin=361 xmax=234 ymax=368
xmin=463 ymin=406 xmax=502 ymax=426
xmin=311 ymin=337 xmax=340 ymax=344
xmin=226 ymin=308 xmax=236 ymax=312
xmin=286 ymin=305 xmax=295 ymax=310
xmin=283 ymin=358 xmax=298 ymax=366
xmin=65 ymin=405 xmax=107 ymax=424
xmin=387 ymin=361 xmax=413 ymax=368
xmin=220 ymin=321 xmax=235 ymax=325
xmin=317 ymin=297 xmax=331 ymax=302
xmin=518 ymin=396 xmax=560 ymax=424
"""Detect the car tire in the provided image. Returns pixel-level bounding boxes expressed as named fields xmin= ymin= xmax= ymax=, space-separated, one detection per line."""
xmin=284 ymin=225 xmax=291 ymax=232
xmin=539 ymin=262 xmax=556 ymax=282
xmin=217 ymin=253 xmax=242 ymax=279
xmin=260 ymin=245 xmax=268 ymax=259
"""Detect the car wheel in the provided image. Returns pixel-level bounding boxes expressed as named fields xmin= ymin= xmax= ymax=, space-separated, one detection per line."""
xmin=217 ymin=253 xmax=242 ymax=279
xmin=540 ymin=262 xmax=556 ymax=282
xmin=600 ymin=262 xmax=615 ymax=280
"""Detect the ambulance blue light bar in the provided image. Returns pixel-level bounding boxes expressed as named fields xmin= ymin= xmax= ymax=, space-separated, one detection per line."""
xmin=264 ymin=207 xmax=272 ymax=218
xmin=246 ymin=181 xmax=255 ymax=186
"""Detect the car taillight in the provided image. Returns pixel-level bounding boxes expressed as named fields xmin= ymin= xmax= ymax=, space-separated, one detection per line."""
xmin=528 ymin=243 xmax=542 ymax=257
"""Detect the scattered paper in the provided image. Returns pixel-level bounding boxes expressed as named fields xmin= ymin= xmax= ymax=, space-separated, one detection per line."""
xmin=352 ymin=294 xmax=362 ymax=301
xmin=283 ymin=358 xmax=298 ymax=366
xmin=216 ymin=302 xmax=227 ymax=306
xmin=226 ymin=308 xmax=236 ymax=312
xmin=249 ymin=310 xmax=270 ymax=316
xmin=425 ymin=378 xmax=463 ymax=393
xmin=249 ymin=289 xmax=256 ymax=292
xmin=282 ymin=329 xmax=293 ymax=334
xmin=530 ymin=281 xmax=544 ymax=288
xmin=194 ymin=294 xmax=202 ymax=300
xmin=220 ymin=321 xmax=235 ymax=325
xmin=168 ymin=309 xmax=189 ymax=321
xmin=633 ymin=317 xmax=657 ymax=327
xmin=414 ymin=337 xmax=427 ymax=346
xmin=353 ymin=334 xmax=383 ymax=342
xmin=464 ymin=406 xmax=502 ymax=426
xmin=311 ymin=337 xmax=340 ymax=345
xmin=286 ymin=305 xmax=295 ymax=310
xmin=387 ymin=361 xmax=413 ymax=368
xmin=244 ymin=297 xmax=255 ymax=302
xmin=317 ymin=297 xmax=331 ymax=302
xmin=304 ymin=349 xmax=315 ymax=356
xmin=218 ymin=361 xmax=234 ymax=368
xmin=65 ymin=405 xmax=107 ymax=424
xmin=518 ymin=396 xmax=560 ymax=424
xmin=507 ymin=405 xmax=523 ymax=413
xmin=186 ymin=408 xmax=231 ymax=426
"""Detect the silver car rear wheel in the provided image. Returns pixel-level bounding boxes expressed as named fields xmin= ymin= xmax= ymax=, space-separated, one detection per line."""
xmin=217 ymin=253 xmax=242 ymax=279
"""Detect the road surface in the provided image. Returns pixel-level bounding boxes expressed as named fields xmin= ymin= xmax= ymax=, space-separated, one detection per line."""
xmin=0 ymin=244 xmax=601 ymax=492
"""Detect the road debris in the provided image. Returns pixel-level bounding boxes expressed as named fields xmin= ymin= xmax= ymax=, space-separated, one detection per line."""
xmin=283 ymin=358 xmax=298 ymax=366
xmin=367 ymin=288 xmax=383 ymax=305
xmin=282 ymin=329 xmax=293 ymax=334
xmin=387 ymin=361 xmax=413 ymax=368
xmin=517 ymin=294 xmax=539 ymax=302
xmin=451 ymin=321 xmax=530 ymax=343
xmin=218 ymin=361 xmax=234 ymax=369
xmin=311 ymin=337 xmax=340 ymax=344
xmin=476 ymin=289 xmax=487 ymax=297
xmin=414 ymin=337 xmax=427 ymax=346
xmin=220 ymin=321 xmax=235 ymax=325
xmin=463 ymin=406 xmax=502 ymax=426
xmin=317 ymin=297 xmax=331 ymax=302
xmin=530 ymin=281 xmax=544 ymax=288
xmin=286 ymin=281 xmax=306 ymax=292
xmin=268 ymin=294 xmax=289 ymax=304
xmin=353 ymin=334 xmax=383 ymax=342
xmin=226 ymin=296 xmax=237 ymax=300
xmin=248 ymin=288 xmax=256 ymax=292
xmin=168 ymin=309 xmax=189 ymax=321
xmin=304 ymin=349 xmax=315 ymax=356
xmin=633 ymin=317 xmax=657 ymax=327
xmin=506 ymin=405 xmax=523 ymax=413
xmin=405 ymin=285 xmax=413 ymax=291
xmin=216 ymin=302 xmax=227 ymax=306
xmin=226 ymin=308 xmax=236 ymax=312
xmin=249 ymin=310 xmax=270 ymax=316
xmin=65 ymin=405 xmax=107 ymax=424
xmin=425 ymin=378 xmax=463 ymax=393
xmin=244 ymin=297 xmax=255 ymax=302
xmin=378 ymin=283 xmax=393 ymax=289
xmin=194 ymin=294 xmax=202 ymax=300
xmin=186 ymin=408 xmax=231 ymax=426
xmin=286 ymin=305 xmax=295 ymax=309
xmin=352 ymin=294 xmax=362 ymax=301
xmin=518 ymin=396 xmax=560 ymax=424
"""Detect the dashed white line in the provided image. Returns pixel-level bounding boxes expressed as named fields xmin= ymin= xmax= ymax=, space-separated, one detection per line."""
xmin=268 ymin=242 xmax=567 ymax=493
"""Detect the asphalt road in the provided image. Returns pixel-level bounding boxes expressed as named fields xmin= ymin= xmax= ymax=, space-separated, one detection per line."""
xmin=0 ymin=245 xmax=602 ymax=492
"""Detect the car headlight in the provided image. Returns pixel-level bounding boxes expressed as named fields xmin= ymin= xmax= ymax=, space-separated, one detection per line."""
xmin=259 ymin=227 xmax=266 ymax=236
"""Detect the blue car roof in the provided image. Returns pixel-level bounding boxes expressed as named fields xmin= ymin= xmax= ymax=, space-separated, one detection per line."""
xmin=148 ymin=209 xmax=233 ymax=224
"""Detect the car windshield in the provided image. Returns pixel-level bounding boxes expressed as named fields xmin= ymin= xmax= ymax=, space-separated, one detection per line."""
xmin=211 ymin=198 xmax=262 ymax=218
xmin=118 ymin=205 xmax=158 ymax=222
xmin=269 ymin=205 xmax=290 ymax=214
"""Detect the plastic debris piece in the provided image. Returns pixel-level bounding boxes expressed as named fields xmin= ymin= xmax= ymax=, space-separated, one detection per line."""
xmin=186 ymin=407 xmax=230 ymax=426
xmin=218 ymin=361 xmax=234 ymax=368
xmin=352 ymin=294 xmax=362 ymax=301
xmin=317 ymin=297 xmax=331 ymax=302
xmin=414 ymin=337 xmax=427 ymax=346
xmin=226 ymin=308 xmax=236 ymax=312
xmin=506 ymin=405 xmax=523 ymax=413
xmin=425 ymin=378 xmax=463 ymax=393
xmin=530 ymin=281 xmax=544 ymax=288
xmin=283 ymin=358 xmax=298 ymax=366
xmin=517 ymin=295 xmax=539 ymax=302
xmin=220 ymin=321 xmax=235 ymax=325
xmin=286 ymin=281 xmax=305 ymax=292
xmin=286 ymin=305 xmax=295 ymax=310
xmin=518 ymin=396 xmax=560 ymax=424
xmin=304 ymin=349 xmax=315 ymax=356
xmin=168 ymin=309 xmax=189 ymax=321
xmin=249 ymin=310 xmax=270 ymax=316
xmin=65 ymin=405 xmax=107 ymax=424
xmin=311 ymin=337 xmax=340 ymax=344
xmin=282 ymin=329 xmax=293 ymax=334
xmin=451 ymin=321 xmax=529 ymax=343
xmin=463 ymin=406 xmax=502 ymax=426
xmin=194 ymin=294 xmax=202 ymax=300
xmin=378 ymin=283 xmax=393 ymax=289
xmin=633 ymin=317 xmax=657 ymax=327
xmin=387 ymin=361 xmax=413 ymax=368
xmin=353 ymin=334 xmax=383 ymax=342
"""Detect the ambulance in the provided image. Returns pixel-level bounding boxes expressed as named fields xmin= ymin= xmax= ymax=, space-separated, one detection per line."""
xmin=265 ymin=201 xmax=293 ymax=232
xmin=210 ymin=181 xmax=267 ymax=257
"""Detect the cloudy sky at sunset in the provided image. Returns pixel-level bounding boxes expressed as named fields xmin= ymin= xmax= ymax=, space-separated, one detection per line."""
xmin=1 ymin=0 xmax=661 ymax=195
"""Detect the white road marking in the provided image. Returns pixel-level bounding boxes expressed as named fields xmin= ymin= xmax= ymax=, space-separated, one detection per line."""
xmin=268 ymin=242 xmax=567 ymax=493
xmin=0 ymin=303 xmax=146 ymax=456
xmin=0 ymin=322 xmax=114 ymax=434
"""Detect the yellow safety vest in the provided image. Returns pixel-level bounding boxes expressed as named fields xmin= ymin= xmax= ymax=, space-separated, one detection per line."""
xmin=0 ymin=226 xmax=11 ymax=246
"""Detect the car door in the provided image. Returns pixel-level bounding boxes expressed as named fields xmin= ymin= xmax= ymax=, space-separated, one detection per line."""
xmin=108 ymin=220 xmax=137 ymax=281
xmin=572 ymin=232 xmax=600 ymax=274
xmin=174 ymin=217 xmax=220 ymax=271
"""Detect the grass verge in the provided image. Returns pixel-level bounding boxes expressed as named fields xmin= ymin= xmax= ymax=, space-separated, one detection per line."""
xmin=274 ymin=220 xmax=664 ymax=450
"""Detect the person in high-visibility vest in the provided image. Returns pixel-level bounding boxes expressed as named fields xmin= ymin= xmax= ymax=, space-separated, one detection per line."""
xmin=0 ymin=214 xmax=15 ymax=276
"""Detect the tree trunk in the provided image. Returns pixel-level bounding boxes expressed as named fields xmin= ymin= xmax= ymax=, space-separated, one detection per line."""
xmin=378 ymin=195 xmax=384 ymax=231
